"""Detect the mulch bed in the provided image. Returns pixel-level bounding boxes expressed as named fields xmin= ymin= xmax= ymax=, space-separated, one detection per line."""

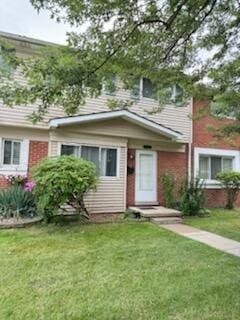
xmin=0 ymin=217 xmax=42 ymax=229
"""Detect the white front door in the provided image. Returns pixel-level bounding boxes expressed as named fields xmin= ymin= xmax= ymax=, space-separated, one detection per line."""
xmin=135 ymin=150 xmax=157 ymax=204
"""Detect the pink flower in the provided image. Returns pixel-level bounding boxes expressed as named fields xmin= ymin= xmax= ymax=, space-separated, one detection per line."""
xmin=24 ymin=181 xmax=36 ymax=192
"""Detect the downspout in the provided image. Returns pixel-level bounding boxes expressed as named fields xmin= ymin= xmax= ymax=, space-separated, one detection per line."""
xmin=188 ymin=97 xmax=193 ymax=181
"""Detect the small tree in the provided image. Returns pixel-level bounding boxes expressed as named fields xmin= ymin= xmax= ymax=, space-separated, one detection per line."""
xmin=216 ymin=171 xmax=240 ymax=209
xmin=33 ymin=156 xmax=98 ymax=222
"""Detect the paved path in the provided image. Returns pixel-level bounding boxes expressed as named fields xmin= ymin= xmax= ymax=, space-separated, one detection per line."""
xmin=161 ymin=224 xmax=240 ymax=257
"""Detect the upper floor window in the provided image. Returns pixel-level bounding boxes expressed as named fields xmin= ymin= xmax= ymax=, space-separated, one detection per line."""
xmin=211 ymin=103 xmax=237 ymax=119
xmin=170 ymin=84 xmax=184 ymax=103
xmin=199 ymin=155 xmax=233 ymax=180
xmin=129 ymin=78 xmax=183 ymax=103
xmin=2 ymin=139 xmax=21 ymax=165
xmin=142 ymin=78 xmax=156 ymax=99
xmin=61 ymin=144 xmax=118 ymax=177
xmin=0 ymin=46 xmax=15 ymax=75
xmin=102 ymin=75 xmax=117 ymax=95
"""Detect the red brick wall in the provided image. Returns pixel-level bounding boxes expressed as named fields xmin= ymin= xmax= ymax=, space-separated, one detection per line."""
xmin=0 ymin=177 xmax=9 ymax=190
xmin=203 ymin=189 xmax=240 ymax=208
xmin=193 ymin=100 xmax=240 ymax=149
xmin=28 ymin=141 xmax=49 ymax=174
xmin=157 ymin=150 xmax=188 ymax=205
xmin=126 ymin=149 xmax=136 ymax=207
xmin=193 ymin=100 xmax=240 ymax=207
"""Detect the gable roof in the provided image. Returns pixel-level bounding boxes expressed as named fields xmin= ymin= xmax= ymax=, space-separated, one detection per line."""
xmin=0 ymin=30 xmax=59 ymax=47
xmin=49 ymin=109 xmax=182 ymax=140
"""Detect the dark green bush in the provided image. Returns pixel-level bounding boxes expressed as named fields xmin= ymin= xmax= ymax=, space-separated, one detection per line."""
xmin=216 ymin=171 xmax=240 ymax=209
xmin=161 ymin=172 xmax=178 ymax=208
xmin=180 ymin=178 xmax=206 ymax=216
xmin=0 ymin=186 xmax=36 ymax=219
xmin=33 ymin=156 xmax=98 ymax=222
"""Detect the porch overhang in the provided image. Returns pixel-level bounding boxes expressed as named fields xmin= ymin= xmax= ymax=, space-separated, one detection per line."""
xmin=49 ymin=110 xmax=182 ymax=140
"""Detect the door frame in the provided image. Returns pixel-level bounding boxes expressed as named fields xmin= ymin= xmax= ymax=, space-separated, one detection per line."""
xmin=135 ymin=149 xmax=157 ymax=205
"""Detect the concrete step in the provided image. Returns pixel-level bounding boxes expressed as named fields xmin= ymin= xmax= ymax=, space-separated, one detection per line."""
xmin=141 ymin=211 xmax=181 ymax=218
xmin=129 ymin=206 xmax=181 ymax=218
xmin=151 ymin=217 xmax=183 ymax=225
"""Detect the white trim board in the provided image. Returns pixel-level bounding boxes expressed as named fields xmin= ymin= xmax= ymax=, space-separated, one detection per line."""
xmin=49 ymin=110 xmax=182 ymax=140
xmin=194 ymin=147 xmax=240 ymax=189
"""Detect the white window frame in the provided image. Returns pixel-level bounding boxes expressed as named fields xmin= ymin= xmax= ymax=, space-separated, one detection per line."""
xmin=102 ymin=75 xmax=117 ymax=96
xmin=194 ymin=147 xmax=240 ymax=188
xmin=130 ymin=79 xmax=183 ymax=103
xmin=0 ymin=137 xmax=29 ymax=175
xmin=59 ymin=142 xmax=120 ymax=179
xmin=140 ymin=78 xmax=157 ymax=100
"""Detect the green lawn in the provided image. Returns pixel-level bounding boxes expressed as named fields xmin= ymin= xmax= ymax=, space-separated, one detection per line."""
xmin=0 ymin=222 xmax=240 ymax=320
xmin=185 ymin=209 xmax=240 ymax=242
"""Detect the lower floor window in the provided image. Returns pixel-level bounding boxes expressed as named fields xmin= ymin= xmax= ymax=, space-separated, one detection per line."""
xmin=61 ymin=144 xmax=118 ymax=177
xmin=3 ymin=139 xmax=21 ymax=165
xmin=199 ymin=155 xmax=233 ymax=180
xmin=101 ymin=148 xmax=117 ymax=177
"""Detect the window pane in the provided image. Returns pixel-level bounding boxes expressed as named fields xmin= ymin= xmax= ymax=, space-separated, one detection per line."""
xmin=3 ymin=140 xmax=12 ymax=164
xmin=142 ymin=78 xmax=156 ymax=99
xmin=81 ymin=146 xmax=99 ymax=170
xmin=223 ymin=158 xmax=233 ymax=172
xmin=130 ymin=79 xmax=140 ymax=99
xmin=199 ymin=156 xmax=209 ymax=179
xmin=101 ymin=148 xmax=117 ymax=177
xmin=12 ymin=142 xmax=20 ymax=165
xmin=61 ymin=145 xmax=78 ymax=156
xmin=173 ymin=84 xmax=183 ymax=103
xmin=103 ymin=75 xmax=116 ymax=95
xmin=211 ymin=156 xmax=222 ymax=179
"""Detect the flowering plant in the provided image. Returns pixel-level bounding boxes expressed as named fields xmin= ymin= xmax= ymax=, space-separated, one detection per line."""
xmin=5 ymin=174 xmax=28 ymax=186
xmin=24 ymin=181 xmax=36 ymax=192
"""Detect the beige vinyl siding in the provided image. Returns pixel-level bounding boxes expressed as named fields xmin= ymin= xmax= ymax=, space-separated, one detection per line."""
xmin=49 ymin=133 xmax=127 ymax=213
xmin=128 ymin=139 xmax=186 ymax=152
xmin=0 ymin=126 xmax=49 ymax=141
xmin=61 ymin=118 xmax=171 ymax=142
xmin=0 ymin=74 xmax=191 ymax=142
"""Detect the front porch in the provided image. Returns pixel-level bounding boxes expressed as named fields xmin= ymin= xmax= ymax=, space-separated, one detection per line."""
xmin=49 ymin=109 xmax=188 ymax=214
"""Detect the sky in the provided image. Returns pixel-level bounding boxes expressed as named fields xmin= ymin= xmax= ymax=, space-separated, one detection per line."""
xmin=0 ymin=0 xmax=71 ymax=44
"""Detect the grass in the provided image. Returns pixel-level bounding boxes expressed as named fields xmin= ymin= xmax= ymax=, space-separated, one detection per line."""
xmin=185 ymin=209 xmax=240 ymax=241
xmin=0 ymin=222 xmax=240 ymax=320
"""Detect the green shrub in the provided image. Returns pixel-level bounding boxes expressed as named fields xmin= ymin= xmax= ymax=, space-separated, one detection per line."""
xmin=180 ymin=178 xmax=206 ymax=216
xmin=0 ymin=186 xmax=36 ymax=219
xmin=161 ymin=172 xmax=177 ymax=208
xmin=33 ymin=156 xmax=98 ymax=222
xmin=216 ymin=171 xmax=240 ymax=209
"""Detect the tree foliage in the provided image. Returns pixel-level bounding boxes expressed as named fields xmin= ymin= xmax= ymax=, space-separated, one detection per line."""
xmin=33 ymin=156 xmax=98 ymax=221
xmin=0 ymin=0 xmax=240 ymax=134
xmin=217 ymin=171 xmax=240 ymax=209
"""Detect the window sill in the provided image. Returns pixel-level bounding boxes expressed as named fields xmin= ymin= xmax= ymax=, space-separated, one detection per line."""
xmin=0 ymin=165 xmax=28 ymax=176
xmin=99 ymin=176 xmax=120 ymax=181
xmin=200 ymin=179 xmax=223 ymax=189
xmin=103 ymin=92 xmax=117 ymax=96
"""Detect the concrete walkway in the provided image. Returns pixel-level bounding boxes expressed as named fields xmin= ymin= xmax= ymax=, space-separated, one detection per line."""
xmin=161 ymin=224 xmax=240 ymax=257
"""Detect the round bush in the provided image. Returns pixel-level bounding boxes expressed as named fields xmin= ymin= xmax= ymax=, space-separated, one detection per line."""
xmin=33 ymin=156 xmax=98 ymax=221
